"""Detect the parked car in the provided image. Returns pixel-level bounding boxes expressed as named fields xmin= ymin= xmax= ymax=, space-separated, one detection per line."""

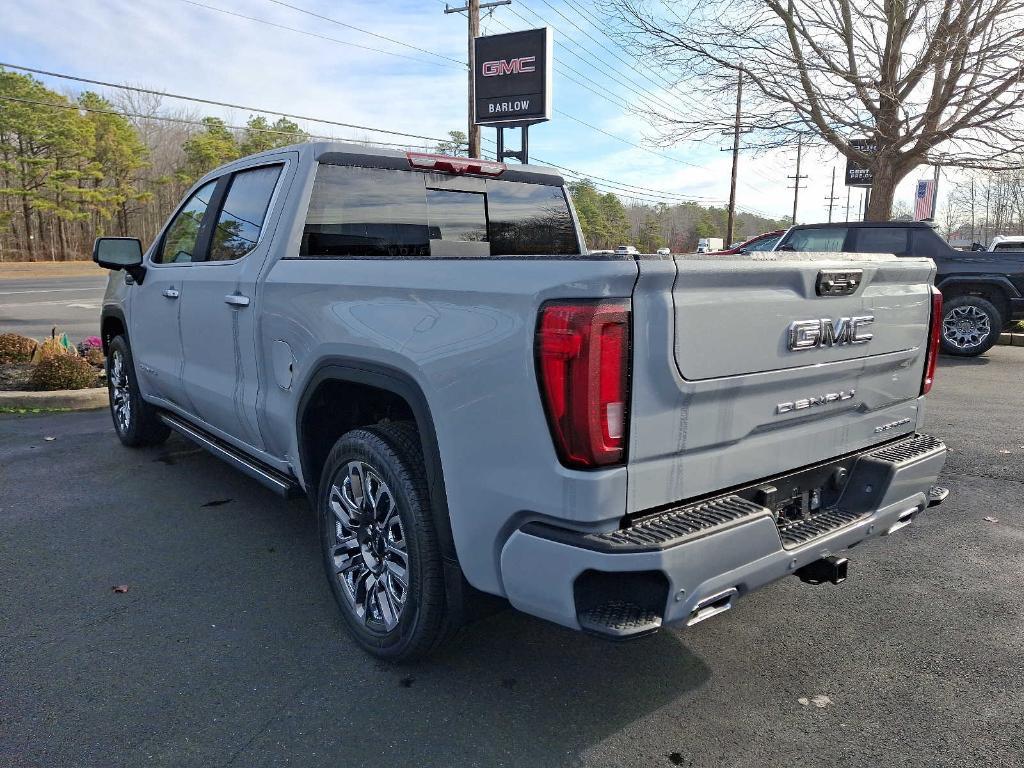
xmin=708 ymin=230 xmax=785 ymax=255
xmin=93 ymin=144 xmax=948 ymax=660
xmin=656 ymin=247 xmax=671 ymax=256
xmin=614 ymin=244 xmax=639 ymax=256
xmin=988 ymin=235 xmax=1024 ymax=252
xmin=775 ymin=221 xmax=1024 ymax=356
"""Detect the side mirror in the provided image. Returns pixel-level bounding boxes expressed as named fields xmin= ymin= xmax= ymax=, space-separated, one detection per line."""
xmin=93 ymin=237 xmax=145 ymax=283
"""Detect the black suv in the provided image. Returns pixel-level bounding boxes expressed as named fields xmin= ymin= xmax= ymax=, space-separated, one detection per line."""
xmin=776 ymin=221 xmax=1024 ymax=356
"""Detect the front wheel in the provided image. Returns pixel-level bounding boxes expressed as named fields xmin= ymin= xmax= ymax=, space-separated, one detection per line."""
xmin=940 ymin=295 xmax=1001 ymax=357
xmin=318 ymin=423 xmax=451 ymax=661
xmin=106 ymin=335 xmax=170 ymax=447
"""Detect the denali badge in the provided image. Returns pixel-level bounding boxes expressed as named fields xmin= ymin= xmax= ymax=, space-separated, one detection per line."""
xmin=777 ymin=389 xmax=855 ymax=414
xmin=787 ymin=316 xmax=874 ymax=351
xmin=875 ymin=417 xmax=912 ymax=433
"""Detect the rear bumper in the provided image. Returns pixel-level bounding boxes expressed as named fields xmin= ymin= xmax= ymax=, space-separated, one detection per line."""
xmin=499 ymin=434 xmax=947 ymax=636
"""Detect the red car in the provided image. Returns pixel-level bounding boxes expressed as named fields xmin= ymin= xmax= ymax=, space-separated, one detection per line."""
xmin=708 ymin=229 xmax=786 ymax=255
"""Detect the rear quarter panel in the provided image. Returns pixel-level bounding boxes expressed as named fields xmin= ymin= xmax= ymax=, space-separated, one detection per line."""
xmin=258 ymin=257 xmax=638 ymax=595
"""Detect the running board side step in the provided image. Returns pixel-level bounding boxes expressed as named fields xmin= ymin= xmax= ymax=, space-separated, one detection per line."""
xmin=159 ymin=412 xmax=302 ymax=498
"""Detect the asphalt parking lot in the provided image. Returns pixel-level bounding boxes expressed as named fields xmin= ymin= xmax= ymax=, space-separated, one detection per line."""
xmin=2 ymin=349 xmax=1023 ymax=768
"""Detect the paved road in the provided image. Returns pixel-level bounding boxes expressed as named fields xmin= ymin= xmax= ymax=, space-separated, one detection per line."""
xmin=0 ymin=275 xmax=107 ymax=340
xmin=2 ymin=350 xmax=1023 ymax=768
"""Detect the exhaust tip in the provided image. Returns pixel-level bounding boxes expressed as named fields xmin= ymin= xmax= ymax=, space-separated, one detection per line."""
xmin=796 ymin=555 xmax=849 ymax=585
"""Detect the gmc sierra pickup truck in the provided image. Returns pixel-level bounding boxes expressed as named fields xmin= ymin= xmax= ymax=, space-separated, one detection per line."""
xmin=94 ymin=143 xmax=948 ymax=660
xmin=776 ymin=221 xmax=1024 ymax=356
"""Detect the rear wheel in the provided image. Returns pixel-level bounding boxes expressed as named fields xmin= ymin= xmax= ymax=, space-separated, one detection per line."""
xmin=318 ymin=422 xmax=451 ymax=661
xmin=106 ymin=335 xmax=170 ymax=447
xmin=940 ymin=295 xmax=1001 ymax=357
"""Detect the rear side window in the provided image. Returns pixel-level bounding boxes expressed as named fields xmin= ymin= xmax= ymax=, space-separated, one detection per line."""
xmin=302 ymin=166 xmax=430 ymax=257
xmin=783 ymin=227 xmax=848 ymax=252
xmin=300 ymin=164 xmax=580 ymax=258
xmin=486 ymin=179 xmax=578 ymax=255
xmin=209 ymin=165 xmax=282 ymax=262
xmin=855 ymin=227 xmax=910 ymax=256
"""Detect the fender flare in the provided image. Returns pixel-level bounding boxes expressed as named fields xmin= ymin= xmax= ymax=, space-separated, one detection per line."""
xmin=294 ymin=358 xmax=465 ymax=601
xmin=99 ymin=306 xmax=129 ymax=354
xmin=936 ymin=274 xmax=1022 ymax=300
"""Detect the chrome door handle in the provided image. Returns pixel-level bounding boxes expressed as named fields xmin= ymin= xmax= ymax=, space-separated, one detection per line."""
xmin=162 ymin=288 xmax=180 ymax=299
xmin=224 ymin=293 xmax=251 ymax=307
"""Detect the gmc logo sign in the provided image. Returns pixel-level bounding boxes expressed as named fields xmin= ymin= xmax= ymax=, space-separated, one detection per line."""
xmin=481 ymin=56 xmax=536 ymax=77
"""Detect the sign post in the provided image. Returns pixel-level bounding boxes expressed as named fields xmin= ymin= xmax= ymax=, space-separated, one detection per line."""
xmin=473 ymin=28 xmax=552 ymax=163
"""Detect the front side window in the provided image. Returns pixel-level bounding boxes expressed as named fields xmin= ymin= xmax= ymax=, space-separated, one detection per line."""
xmin=208 ymin=165 xmax=282 ymax=262
xmin=783 ymin=227 xmax=848 ymax=252
xmin=157 ymin=181 xmax=216 ymax=264
xmin=855 ymin=227 xmax=910 ymax=256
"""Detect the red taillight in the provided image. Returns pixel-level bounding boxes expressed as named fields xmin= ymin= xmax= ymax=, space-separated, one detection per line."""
xmin=922 ymin=286 xmax=942 ymax=395
xmin=406 ymin=152 xmax=506 ymax=176
xmin=536 ymin=300 xmax=631 ymax=468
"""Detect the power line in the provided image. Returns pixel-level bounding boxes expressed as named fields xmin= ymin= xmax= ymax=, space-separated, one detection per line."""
xmin=261 ymin=0 xmax=465 ymax=66
xmin=0 ymin=62 xmax=455 ymax=144
xmin=0 ymin=95 xmax=439 ymax=150
xmin=176 ymin=0 xmax=466 ymax=70
xmin=517 ymin=0 xmax=707 ymax=120
xmin=503 ymin=2 xmax=690 ymax=120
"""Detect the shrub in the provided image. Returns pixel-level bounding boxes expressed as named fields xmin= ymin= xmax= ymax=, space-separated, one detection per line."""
xmin=0 ymin=333 xmax=37 ymax=364
xmin=30 ymin=355 xmax=98 ymax=391
xmin=77 ymin=336 xmax=103 ymax=355
xmin=83 ymin=347 xmax=106 ymax=367
xmin=33 ymin=334 xmax=78 ymax=362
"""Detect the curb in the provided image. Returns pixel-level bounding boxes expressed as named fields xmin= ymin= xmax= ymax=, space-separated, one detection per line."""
xmin=0 ymin=387 xmax=107 ymax=411
xmin=997 ymin=333 xmax=1024 ymax=347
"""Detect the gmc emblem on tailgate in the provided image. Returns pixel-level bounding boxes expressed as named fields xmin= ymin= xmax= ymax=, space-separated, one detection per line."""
xmin=787 ymin=316 xmax=874 ymax=351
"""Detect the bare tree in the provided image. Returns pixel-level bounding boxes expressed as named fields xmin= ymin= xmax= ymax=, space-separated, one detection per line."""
xmin=606 ymin=0 xmax=1024 ymax=219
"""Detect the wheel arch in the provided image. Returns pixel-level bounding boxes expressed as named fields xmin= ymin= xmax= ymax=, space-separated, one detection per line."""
xmin=294 ymin=359 xmax=464 ymax=595
xmin=100 ymin=308 xmax=129 ymax=355
xmin=936 ymin=277 xmax=1017 ymax=321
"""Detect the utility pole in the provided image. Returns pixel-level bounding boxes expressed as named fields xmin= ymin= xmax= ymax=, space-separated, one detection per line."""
xmin=724 ymin=71 xmax=743 ymax=245
xmin=845 ymin=186 xmax=851 ymax=221
xmin=444 ymin=0 xmax=511 ymax=158
xmin=824 ymin=167 xmax=840 ymax=223
xmin=787 ymin=135 xmax=808 ymax=225
xmin=930 ymin=162 xmax=941 ymax=220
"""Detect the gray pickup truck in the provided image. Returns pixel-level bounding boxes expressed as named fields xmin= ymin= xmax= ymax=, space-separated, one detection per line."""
xmin=94 ymin=143 xmax=948 ymax=660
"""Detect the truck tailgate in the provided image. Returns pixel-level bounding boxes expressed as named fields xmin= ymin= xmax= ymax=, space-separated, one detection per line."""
xmin=626 ymin=252 xmax=936 ymax=514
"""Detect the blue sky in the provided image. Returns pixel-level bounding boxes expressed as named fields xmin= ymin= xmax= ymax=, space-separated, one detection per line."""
xmin=4 ymin=0 xmax=930 ymax=224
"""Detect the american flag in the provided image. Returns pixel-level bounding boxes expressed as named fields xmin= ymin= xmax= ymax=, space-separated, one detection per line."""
xmin=914 ymin=179 xmax=935 ymax=221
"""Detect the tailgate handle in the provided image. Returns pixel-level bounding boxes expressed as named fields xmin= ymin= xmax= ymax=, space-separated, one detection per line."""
xmin=816 ymin=269 xmax=863 ymax=296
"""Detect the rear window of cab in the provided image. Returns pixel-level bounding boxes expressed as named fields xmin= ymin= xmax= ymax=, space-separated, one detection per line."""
xmin=301 ymin=165 xmax=580 ymax=258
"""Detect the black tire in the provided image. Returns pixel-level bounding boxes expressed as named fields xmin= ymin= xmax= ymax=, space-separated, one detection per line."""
xmin=939 ymin=295 xmax=1002 ymax=357
xmin=318 ymin=422 xmax=451 ymax=661
xmin=106 ymin=335 xmax=171 ymax=447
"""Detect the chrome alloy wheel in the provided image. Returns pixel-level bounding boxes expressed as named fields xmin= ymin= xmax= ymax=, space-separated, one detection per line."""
xmin=942 ymin=305 xmax=991 ymax=350
xmin=109 ymin=349 xmax=132 ymax=434
xmin=327 ymin=461 xmax=409 ymax=632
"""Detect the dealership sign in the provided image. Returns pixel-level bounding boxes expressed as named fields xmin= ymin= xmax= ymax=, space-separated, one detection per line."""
xmin=845 ymin=138 xmax=876 ymax=187
xmin=473 ymin=28 xmax=552 ymax=126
